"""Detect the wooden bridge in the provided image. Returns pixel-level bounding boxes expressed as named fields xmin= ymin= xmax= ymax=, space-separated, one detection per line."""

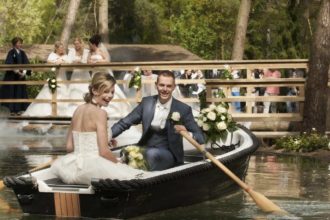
xmin=0 ymin=59 xmax=310 ymax=138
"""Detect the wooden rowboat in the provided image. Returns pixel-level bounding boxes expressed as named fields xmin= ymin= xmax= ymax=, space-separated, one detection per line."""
xmin=4 ymin=126 xmax=259 ymax=218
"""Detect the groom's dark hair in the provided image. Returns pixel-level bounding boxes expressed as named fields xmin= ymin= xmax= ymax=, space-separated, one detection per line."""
xmin=157 ymin=70 xmax=175 ymax=83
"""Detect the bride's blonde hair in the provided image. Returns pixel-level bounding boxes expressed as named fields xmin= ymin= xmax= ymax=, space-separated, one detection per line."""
xmin=84 ymin=72 xmax=116 ymax=103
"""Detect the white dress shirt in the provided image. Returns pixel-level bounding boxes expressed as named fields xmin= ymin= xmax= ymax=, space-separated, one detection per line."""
xmin=151 ymin=98 xmax=172 ymax=129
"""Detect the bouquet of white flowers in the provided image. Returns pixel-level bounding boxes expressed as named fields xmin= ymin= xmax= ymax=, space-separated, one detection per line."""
xmin=47 ymin=77 xmax=58 ymax=94
xmin=121 ymin=145 xmax=148 ymax=170
xmin=129 ymin=67 xmax=142 ymax=90
xmin=196 ymin=103 xmax=237 ymax=143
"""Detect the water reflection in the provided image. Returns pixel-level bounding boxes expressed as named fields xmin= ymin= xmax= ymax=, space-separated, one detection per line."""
xmin=0 ymin=136 xmax=329 ymax=219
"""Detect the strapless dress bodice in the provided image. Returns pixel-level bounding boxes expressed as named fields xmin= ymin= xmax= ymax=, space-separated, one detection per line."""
xmin=72 ymin=131 xmax=99 ymax=155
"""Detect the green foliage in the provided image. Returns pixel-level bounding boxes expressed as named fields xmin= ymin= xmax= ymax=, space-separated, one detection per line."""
xmin=108 ymin=0 xmax=162 ymax=43
xmin=108 ymin=0 xmax=136 ymax=43
xmin=0 ymin=0 xmax=57 ymax=45
xmin=0 ymin=0 xmax=321 ymax=60
xmin=275 ymin=129 xmax=330 ymax=152
xmin=168 ymin=0 xmax=239 ymax=59
xmin=133 ymin=0 xmax=162 ymax=43
xmin=245 ymin=0 xmax=319 ymax=59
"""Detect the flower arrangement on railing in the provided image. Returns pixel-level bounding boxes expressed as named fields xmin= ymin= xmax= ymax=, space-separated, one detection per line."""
xmin=129 ymin=67 xmax=142 ymax=90
xmin=221 ymin=64 xmax=233 ymax=80
xmin=199 ymin=88 xmax=228 ymax=109
xmin=121 ymin=145 xmax=148 ymax=170
xmin=196 ymin=103 xmax=237 ymax=143
xmin=47 ymin=77 xmax=58 ymax=94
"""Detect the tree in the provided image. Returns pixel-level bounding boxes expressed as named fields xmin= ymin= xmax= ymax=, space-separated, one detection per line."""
xmin=231 ymin=0 xmax=251 ymax=60
xmin=133 ymin=0 xmax=163 ymax=43
xmin=108 ymin=0 xmax=136 ymax=43
xmin=60 ymin=0 xmax=81 ymax=48
xmin=0 ymin=0 xmax=55 ymax=46
xmin=303 ymin=0 xmax=330 ymax=133
xmin=98 ymin=0 xmax=109 ymax=43
xmin=169 ymin=0 xmax=239 ymax=59
xmin=245 ymin=0 xmax=320 ymax=59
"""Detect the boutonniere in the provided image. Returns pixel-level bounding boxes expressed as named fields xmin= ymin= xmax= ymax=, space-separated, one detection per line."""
xmin=168 ymin=111 xmax=182 ymax=125
xmin=129 ymin=66 xmax=142 ymax=90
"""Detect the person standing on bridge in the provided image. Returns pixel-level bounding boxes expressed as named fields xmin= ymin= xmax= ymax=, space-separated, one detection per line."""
xmin=0 ymin=37 xmax=31 ymax=115
xmin=263 ymin=68 xmax=281 ymax=113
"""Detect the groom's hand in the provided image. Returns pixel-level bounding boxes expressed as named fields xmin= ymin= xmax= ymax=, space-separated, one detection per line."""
xmin=174 ymin=125 xmax=187 ymax=133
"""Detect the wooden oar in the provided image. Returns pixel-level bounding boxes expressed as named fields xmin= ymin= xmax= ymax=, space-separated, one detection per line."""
xmin=180 ymin=131 xmax=288 ymax=215
xmin=0 ymin=157 xmax=56 ymax=191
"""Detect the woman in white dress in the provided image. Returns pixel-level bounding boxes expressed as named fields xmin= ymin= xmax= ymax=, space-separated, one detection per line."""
xmin=23 ymin=41 xmax=71 ymax=116
xmin=87 ymin=35 xmax=109 ymax=64
xmin=51 ymin=72 xmax=145 ymax=184
xmin=66 ymin=37 xmax=90 ymax=116
xmin=87 ymin=34 xmax=131 ymax=119
xmin=123 ymin=69 xmax=158 ymax=98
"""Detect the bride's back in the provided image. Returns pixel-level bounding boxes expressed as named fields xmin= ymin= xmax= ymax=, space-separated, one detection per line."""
xmin=70 ymin=104 xmax=101 ymax=132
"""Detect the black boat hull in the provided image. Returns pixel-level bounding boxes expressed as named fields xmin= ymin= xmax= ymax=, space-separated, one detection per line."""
xmin=11 ymin=156 xmax=249 ymax=218
xmin=6 ymin=126 xmax=259 ymax=218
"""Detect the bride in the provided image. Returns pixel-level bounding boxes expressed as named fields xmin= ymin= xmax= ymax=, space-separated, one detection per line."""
xmin=51 ymin=72 xmax=147 ymax=184
xmin=23 ymin=41 xmax=71 ymax=116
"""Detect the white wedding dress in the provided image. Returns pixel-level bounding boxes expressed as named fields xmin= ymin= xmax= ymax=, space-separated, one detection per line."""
xmin=23 ymin=52 xmax=132 ymax=118
xmin=66 ymin=48 xmax=91 ymax=116
xmin=50 ymin=130 xmax=146 ymax=184
xmin=23 ymin=52 xmax=71 ymax=116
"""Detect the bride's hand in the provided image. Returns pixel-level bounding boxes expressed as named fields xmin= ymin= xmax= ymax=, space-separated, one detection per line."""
xmin=109 ymin=138 xmax=117 ymax=148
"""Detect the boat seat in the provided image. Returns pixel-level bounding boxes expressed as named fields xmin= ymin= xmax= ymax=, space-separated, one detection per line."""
xmin=44 ymin=178 xmax=89 ymax=189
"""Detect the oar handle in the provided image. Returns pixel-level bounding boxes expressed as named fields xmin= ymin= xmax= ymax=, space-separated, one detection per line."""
xmin=180 ymin=131 xmax=250 ymax=191
xmin=29 ymin=159 xmax=55 ymax=173
xmin=0 ymin=157 xmax=57 ymax=191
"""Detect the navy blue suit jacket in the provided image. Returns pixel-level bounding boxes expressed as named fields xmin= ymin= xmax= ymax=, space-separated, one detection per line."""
xmin=111 ymin=95 xmax=205 ymax=164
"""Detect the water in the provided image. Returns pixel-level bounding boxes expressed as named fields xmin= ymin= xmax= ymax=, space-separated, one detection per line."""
xmin=0 ymin=134 xmax=329 ymax=219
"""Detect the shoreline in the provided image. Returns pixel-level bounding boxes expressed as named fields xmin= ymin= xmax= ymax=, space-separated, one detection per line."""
xmin=257 ymin=145 xmax=330 ymax=163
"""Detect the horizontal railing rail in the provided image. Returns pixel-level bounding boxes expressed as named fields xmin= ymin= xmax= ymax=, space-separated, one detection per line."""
xmin=0 ymin=60 xmax=309 ymax=132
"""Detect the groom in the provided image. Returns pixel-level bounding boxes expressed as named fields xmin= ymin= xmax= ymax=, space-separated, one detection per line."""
xmin=111 ymin=71 xmax=205 ymax=171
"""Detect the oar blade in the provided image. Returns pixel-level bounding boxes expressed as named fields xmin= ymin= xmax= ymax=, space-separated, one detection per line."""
xmin=180 ymin=131 xmax=289 ymax=215
xmin=248 ymin=189 xmax=288 ymax=215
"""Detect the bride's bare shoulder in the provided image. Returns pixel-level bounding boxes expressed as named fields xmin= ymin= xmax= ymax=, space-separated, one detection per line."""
xmin=81 ymin=104 xmax=107 ymax=118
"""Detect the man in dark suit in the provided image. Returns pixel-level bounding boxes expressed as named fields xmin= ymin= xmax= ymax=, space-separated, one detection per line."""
xmin=0 ymin=37 xmax=31 ymax=115
xmin=111 ymin=71 xmax=205 ymax=171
